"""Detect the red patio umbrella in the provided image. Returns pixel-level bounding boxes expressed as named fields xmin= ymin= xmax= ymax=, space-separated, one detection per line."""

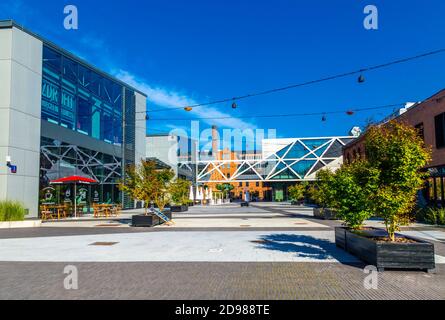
xmin=50 ymin=176 xmax=98 ymax=218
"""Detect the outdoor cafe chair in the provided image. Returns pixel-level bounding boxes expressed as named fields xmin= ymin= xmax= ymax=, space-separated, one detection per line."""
xmin=40 ymin=205 xmax=55 ymax=221
xmin=93 ymin=203 xmax=104 ymax=218
xmin=111 ymin=205 xmax=122 ymax=217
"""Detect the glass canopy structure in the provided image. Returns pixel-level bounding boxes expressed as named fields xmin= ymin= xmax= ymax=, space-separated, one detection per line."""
xmin=195 ymin=136 xmax=355 ymax=183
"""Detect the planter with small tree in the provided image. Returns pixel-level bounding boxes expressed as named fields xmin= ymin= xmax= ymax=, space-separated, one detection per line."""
xmin=216 ymin=183 xmax=234 ymax=204
xmin=119 ymin=160 xmax=174 ymax=227
xmin=309 ymin=171 xmax=338 ymax=220
xmin=288 ymin=182 xmax=307 ymax=206
xmin=329 ymin=121 xmax=435 ymax=271
xmin=169 ymin=178 xmax=191 ymax=212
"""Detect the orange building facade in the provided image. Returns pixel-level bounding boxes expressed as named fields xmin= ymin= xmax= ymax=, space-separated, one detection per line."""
xmin=204 ymin=148 xmax=271 ymax=201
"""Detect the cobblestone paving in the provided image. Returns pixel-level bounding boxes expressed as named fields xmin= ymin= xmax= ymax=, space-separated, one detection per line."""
xmin=0 ymin=262 xmax=443 ymax=300
xmin=1 ymin=203 xmax=444 ymax=300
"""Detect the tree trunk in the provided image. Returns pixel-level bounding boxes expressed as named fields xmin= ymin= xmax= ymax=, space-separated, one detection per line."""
xmin=387 ymin=220 xmax=396 ymax=242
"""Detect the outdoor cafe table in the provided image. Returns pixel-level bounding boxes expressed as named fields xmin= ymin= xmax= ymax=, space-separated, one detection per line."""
xmin=46 ymin=205 xmax=67 ymax=220
xmin=95 ymin=204 xmax=113 ymax=218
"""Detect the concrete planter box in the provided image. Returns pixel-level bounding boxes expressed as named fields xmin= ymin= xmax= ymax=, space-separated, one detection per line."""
xmin=0 ymin=220 xmax=42 ymax=229
xmin=313 ymin=208 xmax=337 ymax=220
xmin=335 ymin=227 xmax=435 ymax=272
xmin=291 ymin=200 xmax=304 ymax=206
xmin=132 ymin=210 xmax=172 ymax=227
xmin=170 ymin=205 xmax=188 ymax=212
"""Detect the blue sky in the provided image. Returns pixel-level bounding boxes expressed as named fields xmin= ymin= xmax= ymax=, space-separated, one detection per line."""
xmin=2 ymin=0 xmax=445 ymax=144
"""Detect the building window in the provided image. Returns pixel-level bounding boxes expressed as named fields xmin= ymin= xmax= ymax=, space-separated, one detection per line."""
xmin=42 ymin=45 xmax=125 ymax=145
xmin=435 ymin=113 xmax=445 ymax=149
xmin=246 ymin=182 xmax=250 ymax=187
xmin=415 ymin=122 xmax=425 ymax=141
xmin=239 ymin=182 xmax=242 ymax=187
xmin=256 ymin=182 xmax=260 ymax=187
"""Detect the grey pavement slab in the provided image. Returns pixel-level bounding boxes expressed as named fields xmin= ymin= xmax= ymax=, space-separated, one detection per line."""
xmin=0 ymin=230 xmax=360 ymax=263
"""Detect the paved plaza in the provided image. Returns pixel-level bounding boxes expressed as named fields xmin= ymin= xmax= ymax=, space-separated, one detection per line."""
xmin=0 ymin=203 xmax=444 ymax=300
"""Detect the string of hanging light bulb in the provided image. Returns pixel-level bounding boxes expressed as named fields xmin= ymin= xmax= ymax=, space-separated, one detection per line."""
xmin=138 ymin=47 xmax=445 ymax=115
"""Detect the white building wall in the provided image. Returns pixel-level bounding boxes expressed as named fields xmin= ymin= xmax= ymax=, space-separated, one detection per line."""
xmin=146 ymin=135 xmax=179 ymax=176
xmin=262 ymin=138 xmax=297 ymax=159
xmin=0 ymin=27 xmax=42 ymax=218
xmin=134 ymin=92 xmax=146 ymax=166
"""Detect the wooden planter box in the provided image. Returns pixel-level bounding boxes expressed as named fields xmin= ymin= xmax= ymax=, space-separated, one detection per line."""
xmin=335 ymin=227 xmax=435 ymax=272
xmin=313 ymin=208 xmax=337 ymax=220
xmin=132 ymin=210 xmax=172 ymax=227
xmin=170 ymin=205 xmax=189 ymax=212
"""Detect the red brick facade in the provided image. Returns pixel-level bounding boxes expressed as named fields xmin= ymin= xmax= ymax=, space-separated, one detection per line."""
xmin=343 ymin=89 xmax=445 ymax=206
xmin=344 ymin=89 xmax=445 ymax=169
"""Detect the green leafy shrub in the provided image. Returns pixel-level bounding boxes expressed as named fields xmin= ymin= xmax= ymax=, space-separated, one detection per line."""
xmin=438 ymin=208 xmax=445 ymax=225
xmin=310 ymin=170 xmax=336 ymax=208
xmin=0 ymin=201 xmax=26 ymax=222
xmin=318 ymin=161 xmax=379 ymax=230
xmin=425 ymin=208 xmax=437 ymax=225
xmin=420 ymin=207 xmax=445 ymax=225
xmin=288 ymin=183 xmax=307 ymax=202
xmin=216 ymin=183 xmax=234 ymax=200
xmin=170 ymin=178 xmax=192 ymax=205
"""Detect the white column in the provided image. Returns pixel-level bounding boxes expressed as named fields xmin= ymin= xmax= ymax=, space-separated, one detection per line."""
xmin=0 ymin=26 xmax=43 ymax=218
xmin=134 ymin=92 xmax=146 ymax=166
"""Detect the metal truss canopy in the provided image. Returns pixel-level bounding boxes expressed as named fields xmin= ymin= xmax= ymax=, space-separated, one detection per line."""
xmin=194 ymin=137 xmax=355 ymax=183
xmin=41 ymin=144 xmax=122 ymax=184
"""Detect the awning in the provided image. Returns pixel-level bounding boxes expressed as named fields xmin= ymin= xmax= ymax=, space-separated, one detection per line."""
xmin=50 ymin=176 xmax=98 ymax=184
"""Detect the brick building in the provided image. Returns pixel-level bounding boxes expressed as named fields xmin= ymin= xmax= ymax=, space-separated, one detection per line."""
xmin=343 ymin=89 xmax=445 ymax=207
xmin=205 ymin=148 xmax=271 ymax=201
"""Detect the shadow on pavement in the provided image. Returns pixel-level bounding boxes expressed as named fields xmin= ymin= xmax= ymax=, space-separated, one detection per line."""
xmin=254 ymin=234 xmax=361 ymax=265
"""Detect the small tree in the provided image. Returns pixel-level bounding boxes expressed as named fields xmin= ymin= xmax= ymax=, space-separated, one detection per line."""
xmin=365 ymin=121 xmax=431 ymax=241
xmin=288 ymin=183 xmax=307 ymax=202
xmin=326 ymin=161 xmax=380 ymax=230
xmin=216 ymin=183 xmax=234 ymax=200
xmin=310 ymin=169 xmax=337 ymax=209
xmin=151 ymin=167 xmax=175 ymax=212
xmin=119 ymin=160 xmax=175 ymax=214
xmin=170 ymin=178 xmax=192 ymax=206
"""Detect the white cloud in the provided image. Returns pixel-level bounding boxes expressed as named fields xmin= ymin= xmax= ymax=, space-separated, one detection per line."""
xmin=113 ymin=69 xmax=256 ymax=130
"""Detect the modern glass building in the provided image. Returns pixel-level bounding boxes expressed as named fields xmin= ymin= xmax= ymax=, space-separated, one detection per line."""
xmin=0 ymin=20 xmax=147 ymax=217
xmin=196 ymin=136 xmax=356 ymax=201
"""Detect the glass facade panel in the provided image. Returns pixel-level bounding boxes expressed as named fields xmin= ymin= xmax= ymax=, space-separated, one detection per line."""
xmin=302 ymin=139 xmax=329 ymax=150
xmin=39 ymin=137 xmax=123 ymax=208
xmin=40 ymin=45 xmax=141 ymax=211
xmin=42 ymin=45 xmax=125 ymax=146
